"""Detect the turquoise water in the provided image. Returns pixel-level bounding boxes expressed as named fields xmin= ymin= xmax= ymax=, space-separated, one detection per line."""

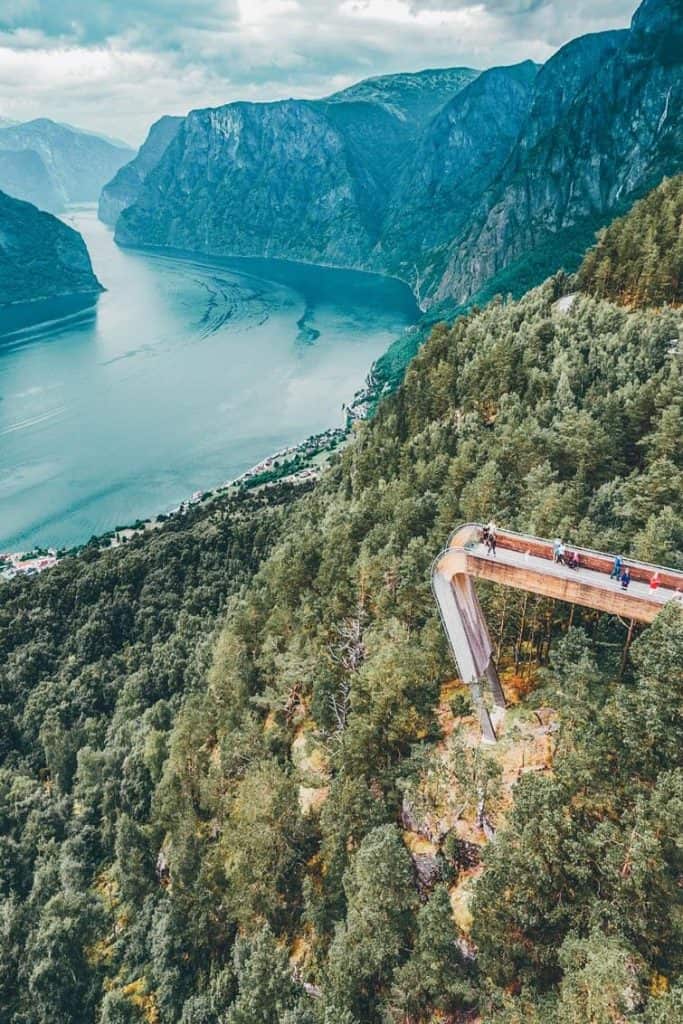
xmin=0 ymin=208 xmax=418 ymax=551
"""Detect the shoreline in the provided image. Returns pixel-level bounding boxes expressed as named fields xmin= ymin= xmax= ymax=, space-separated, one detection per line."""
xmin=0 ymin=424 xmax=352 ymax=581
xmin=2 ymin=218 xmax=409 ymax=573
xmin=115 ymin=238 xmax=426 ymax=313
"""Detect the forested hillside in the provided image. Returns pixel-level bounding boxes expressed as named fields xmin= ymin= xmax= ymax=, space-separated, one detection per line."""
xmin=578 ymin=174 xmax=683 ymax=307
xmin=1 ymin=195 xmax=682 ymax=1022
xmin=0 ymin=189 xmax=102 ymax=306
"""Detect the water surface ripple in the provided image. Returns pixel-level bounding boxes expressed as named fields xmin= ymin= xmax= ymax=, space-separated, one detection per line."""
xmin=0 ymin=207 xmax=418 ymax=550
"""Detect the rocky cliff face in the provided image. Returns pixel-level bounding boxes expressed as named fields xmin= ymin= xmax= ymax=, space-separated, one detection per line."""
xmin=0 ymin=148 xmax=63 ymax=213
xmin=376 ymin=61 xmax=539 ymax=294
xmin=0 ymin=190 xmax=102 ymax=306
xmin=99 ymin=115 xmax=183 ymax=226
xmin=0 ymin=119 xmax=133 ymax=207
xmin=117 ymin=101 xmax=375 ymax=263
xmin=114 ymin=68 xmax=480 ymax=263
xmin=427 ymin=0 xmax=682 ymax=305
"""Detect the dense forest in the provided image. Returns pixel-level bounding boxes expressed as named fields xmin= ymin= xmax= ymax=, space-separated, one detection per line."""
xmin=578 ymin=175 xmax=683 ymax=308
xmin=0 ymin=186 xmax=681 ymax=1023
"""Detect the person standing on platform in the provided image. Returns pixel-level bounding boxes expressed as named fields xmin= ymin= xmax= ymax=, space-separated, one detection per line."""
xmin=620 ymin=567 xmax=631 ymax=590
xmin=610 ymin=555 xmax=623 ymax=580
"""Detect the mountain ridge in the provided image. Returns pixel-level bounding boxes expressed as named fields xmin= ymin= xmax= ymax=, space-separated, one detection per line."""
xmin=99 ymin=115 xmax=183 ymax=226
xmin=429 ymin=2 xmax=682 ymax=304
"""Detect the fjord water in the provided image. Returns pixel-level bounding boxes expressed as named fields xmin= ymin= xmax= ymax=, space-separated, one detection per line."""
xmin=0 ymin=208 xmax=418 ymax=551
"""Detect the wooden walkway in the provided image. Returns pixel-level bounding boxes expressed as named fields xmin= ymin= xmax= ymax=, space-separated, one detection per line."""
xmin=432 ymin=524 xmax=683 ymax=741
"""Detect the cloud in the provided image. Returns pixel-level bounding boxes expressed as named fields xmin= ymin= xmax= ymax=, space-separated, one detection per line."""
xmin=0 ymin=1 xmax=638 ymax=144
xmin=0 ymin=2 xmax=240 ymax=46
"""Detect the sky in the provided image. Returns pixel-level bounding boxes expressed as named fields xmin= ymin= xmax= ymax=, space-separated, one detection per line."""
xmin=0 ymin=1 xmax=639 ymax=147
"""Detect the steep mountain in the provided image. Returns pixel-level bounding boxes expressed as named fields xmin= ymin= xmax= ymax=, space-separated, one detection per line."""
xmin=116 ymin=100 xmax=377 ymax=262
xmin=0 ymin=118 xmax=133 ymax=206
xmin=0 ymin=190 xmax=102 ymax=306
xmin=427 ymin=0 xmax=683 ymax=305
xmin=114 ymin=68 xmax=479 ymax=259
xmin=0 ymin=148 xmax=63 ymax=213
xmin=376 ymin=60 xmax=539 ymax=294
xmin=98 ymin=115 xmax=183 ymax=226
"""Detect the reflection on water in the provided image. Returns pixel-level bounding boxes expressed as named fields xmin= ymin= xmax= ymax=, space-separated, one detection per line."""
xmin=0 ymin=207 xmax=418 ymax=551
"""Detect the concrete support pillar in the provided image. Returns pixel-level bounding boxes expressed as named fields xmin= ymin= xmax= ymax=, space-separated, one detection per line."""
xmin=432 ymin=551 xmax=506 ymax=742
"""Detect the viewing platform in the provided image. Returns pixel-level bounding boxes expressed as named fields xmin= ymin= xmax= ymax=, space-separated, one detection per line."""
xmin=432 ymin=524 xmax=683 ymax=741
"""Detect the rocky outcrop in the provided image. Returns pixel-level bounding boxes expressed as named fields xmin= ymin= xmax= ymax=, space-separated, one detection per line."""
xmin=0 ymin=119 xmax=133 ymax=207
xmin=117 ymin=100 xmax=376 ymax=263
xmin=98 ymin=115 xmax=183 ymax=226
xmin=0 ymin=190 xmax=102 ymax=306
xmin=0 ymin=148 xmax=63 ymax=213
xmin=427 ymin=0 xmax=683 ymax=305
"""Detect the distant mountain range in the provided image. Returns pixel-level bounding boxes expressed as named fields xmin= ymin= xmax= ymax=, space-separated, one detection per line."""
xmin=0 ymin=119 xmax=132 ymax=214
xmin=108 ymin=0 xmax=681 ymax=316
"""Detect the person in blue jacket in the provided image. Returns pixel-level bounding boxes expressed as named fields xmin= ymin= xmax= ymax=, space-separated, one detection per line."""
xmin=610 ymin=555 xmax=623 ymax=579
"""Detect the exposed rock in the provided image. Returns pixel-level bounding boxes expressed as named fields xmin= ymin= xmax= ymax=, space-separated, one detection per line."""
xmin=400 ymin=794 xmax=421 ymax=833
xmin=112 ymin=1 xmax=681 ymax=324
xmin=428 ymin=0 xmax=683 ymax=305
xmin=326 ymin=66 xmax=478 ymax=124
xmin=378 ymin=61 xmax=539 ymax=291
xmin=412 ymin=851 xmax=444 ymax=892
xmin=155 ymin=849 xmax=170 ymax=885
xmin=403 ymin=829 xmax=444 ymax=892
xmin=298 ymin=785 xmax=330 ymax=816
xmin=114 ymin=68 xmax=480 ymax=263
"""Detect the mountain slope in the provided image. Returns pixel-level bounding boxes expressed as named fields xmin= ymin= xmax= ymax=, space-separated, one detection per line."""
xmin=0 ymin=190 xmax=102 ymax=306
xmin=428 ymin=0 xmax=683 ymax=305
xmin=99 ymin=115 xmax=183 ymax=226
xmin=116 ymin=100 xmax=380 ymax=262
xmin=376 ymin=60 xmax=539 ymax=293
xmin=0 ymin=118 xmax=133 ymax=206
xmin=0 ymin=148 xmax=63 ymax=213
xmin=114 ymin=68 xmax=480 ymax=260
xmin=112 ymin=0 xmax=681 ymax=330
